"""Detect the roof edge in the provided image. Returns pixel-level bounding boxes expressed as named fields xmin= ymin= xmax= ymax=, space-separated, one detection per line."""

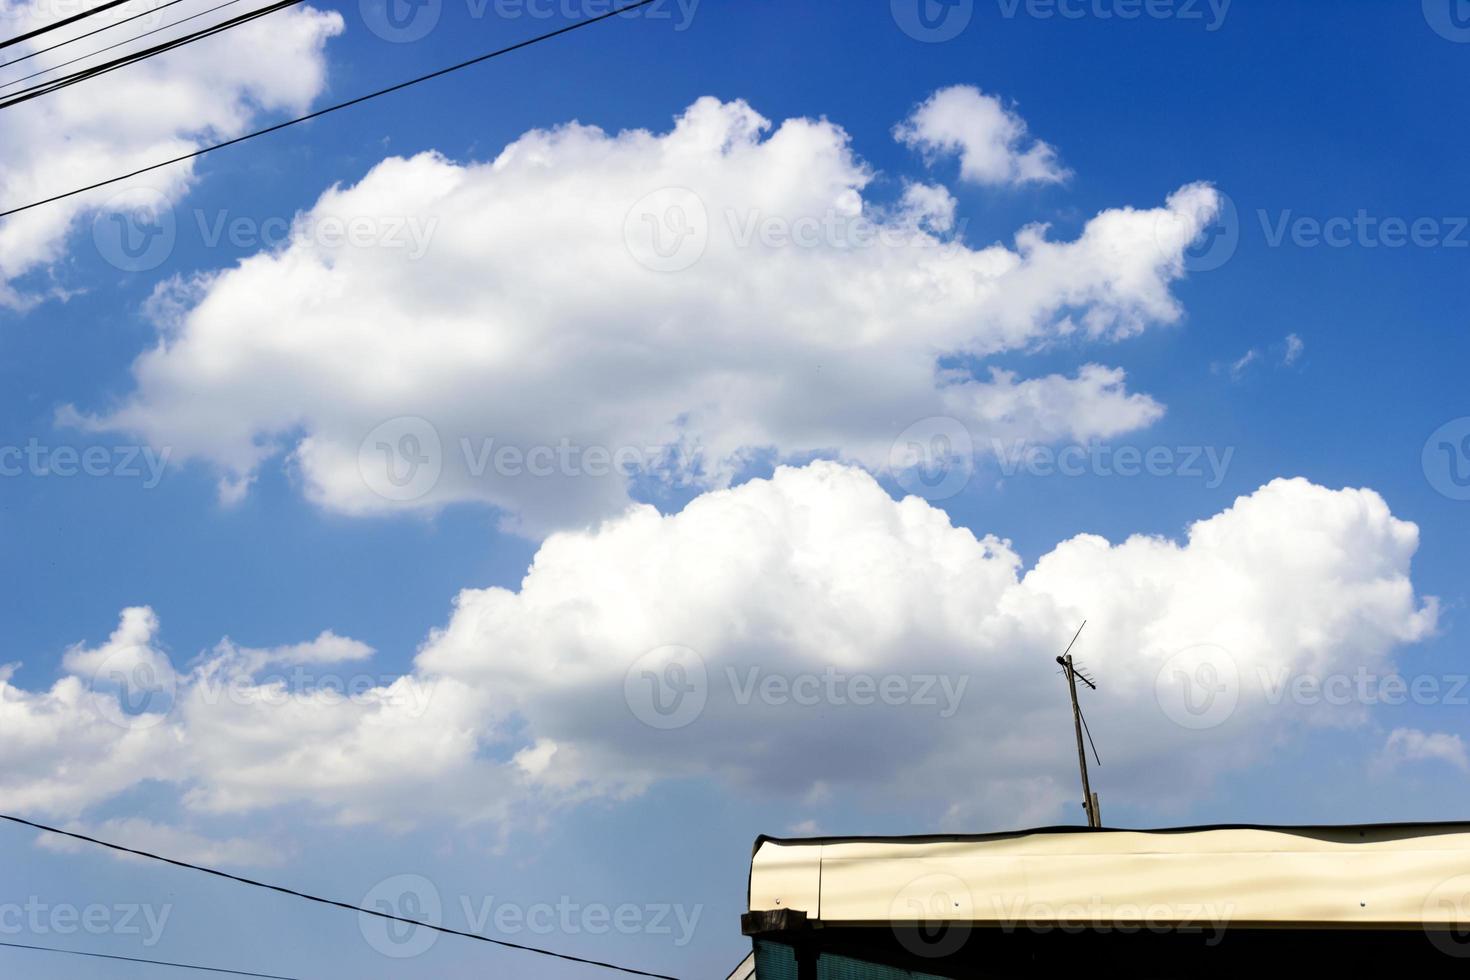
xmin=753 ymin=818 xmax=1470 ymax=851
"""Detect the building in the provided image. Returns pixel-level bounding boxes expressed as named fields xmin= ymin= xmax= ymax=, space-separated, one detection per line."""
xmin=733 ymin=822 xmax=1470 ymax=977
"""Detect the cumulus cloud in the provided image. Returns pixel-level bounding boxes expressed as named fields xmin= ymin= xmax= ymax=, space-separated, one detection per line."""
xmin=0 ymin=611 xmax=460 ymax=827
xmin=895 ymin=85 xmax=1070 ymax=187
xmin=0 ymin=0 xmax=342 ymax=306
xmin=213 ymin=630 xmax=377 ymax=673
xmin=59 ymin=605 xmax=173 ymax=681
xmin=0 ymin=464 xmax=1437 ymax=830
xmin=0 ymin=610 xmax=181 ymax=814
xmin=72 ymin=93 xmax=1220 ymax=532
xmin=1380 ymin=728 xmax=1469 ymax=772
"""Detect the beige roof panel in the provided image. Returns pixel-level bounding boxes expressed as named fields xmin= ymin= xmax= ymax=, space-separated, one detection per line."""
xmin=749 ymin=823 xmax=1470 ymax=930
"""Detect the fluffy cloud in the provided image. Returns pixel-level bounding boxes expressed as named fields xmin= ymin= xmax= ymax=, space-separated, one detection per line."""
xmin=895 ymin=85 xmax=1070 ymax=187
xmin=0 ymin=0 xmax=342 ymax=306
xmin=0 ymin=464 xmax=1437 ymax=830
xmin=75 ymin=93 xmax=1219 ymax=532
xmin=0 ymin=612 xmax=182 ymax=814
xmin=1381 ymin=728 xmax=1469 ymax=772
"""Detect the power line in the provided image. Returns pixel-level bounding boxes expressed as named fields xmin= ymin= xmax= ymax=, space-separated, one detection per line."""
xmin=0 ymin=0 xmax=189 ymax=72
xmin=0 ymin=939 xmax=301 ymax=979
xmin=0 ymin=0 xmax=139 ymax=51
xmin=0 ymin=813 xmax=682 ymax=979
xmin=0 ymin=0 xmax=658 ymax=219
xmin=0 ymin=0 xmax=303 ymax=109
xmin=0 ymin=0 xmax=248 ymax=95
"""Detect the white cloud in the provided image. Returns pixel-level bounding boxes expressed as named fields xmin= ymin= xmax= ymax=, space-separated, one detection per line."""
xmin=1215 ymin=348 xmax=1259 ymax=381
xmin=74 ymin=93 xmax=1218 ymax=532
xmin=1381 ymin=728 xmax=1469 ymax=772
xmin=60 ymin=605 xmax=172 ymax=681
xmin=215 ymin=630 xmax=377 ymax=673
xmin=0 ymin=609 xmax=182 ymax=814
xmin=0 ymin=0 xmax=342 ymax=306
xmin=894 ymin=86 xmax=1070 ymax=187
xmin=1217 ymin=334 xmax=1306 ymax=380
xmin=1283 ymin=332 xmax=1305 ymax=365
xmin=0 ymin=464 xmax=1437 ymax=830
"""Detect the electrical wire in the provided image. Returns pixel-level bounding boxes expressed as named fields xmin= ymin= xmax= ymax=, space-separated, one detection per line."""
xmin=0 ymin=0 xmax=245 ymax=92
xmin=0 ymin=0 xmax=659 ymax=219
xmin=0 ymin=812 xmax=682 ymax=979
xmin=0 ymin=0 xmax=188 ymax=71
xmin=0 ymin=0 xmax=139 ymax=50
xmin=1078 ymin=703 xmax=1102 ymax=767
xmin=0 ymin=939 xmax=301 ymax=979
xmin=0 ymin=0 xmax=303 ymax=109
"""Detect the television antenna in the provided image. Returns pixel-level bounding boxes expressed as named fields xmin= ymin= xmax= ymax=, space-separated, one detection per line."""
xmin=1055 ymin=620 xmax=1102 ymax=828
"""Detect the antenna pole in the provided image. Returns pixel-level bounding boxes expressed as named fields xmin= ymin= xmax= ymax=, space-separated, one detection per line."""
xmin=1060 ymin=652 xmax=1098 ymax=828
xmin=1055 ymin=620 xmax=1100 ymax=829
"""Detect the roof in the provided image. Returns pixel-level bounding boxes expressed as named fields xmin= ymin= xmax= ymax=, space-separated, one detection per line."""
xmin=747 ymin=821 xmax=1470 ymax=930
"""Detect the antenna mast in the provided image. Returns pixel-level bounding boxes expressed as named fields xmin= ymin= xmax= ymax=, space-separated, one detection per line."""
xmin=1055 ymin=621 xmax=1101 ymax=828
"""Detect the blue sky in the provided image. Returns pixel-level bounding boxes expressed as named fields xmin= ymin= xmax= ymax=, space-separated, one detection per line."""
xmin=2 ymin=1 xmax=1469 ymax=977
